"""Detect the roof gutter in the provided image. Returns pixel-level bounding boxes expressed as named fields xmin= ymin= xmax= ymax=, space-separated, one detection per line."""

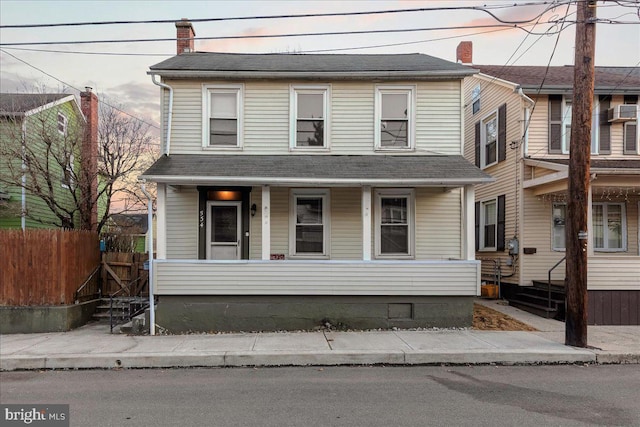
xmin=151 ymin=75 xmax=173 ymax=156
xmin=147 ymin=69 xmax=477 ymax=80
xmin=138 ymin=175 xmax=495 ymax=186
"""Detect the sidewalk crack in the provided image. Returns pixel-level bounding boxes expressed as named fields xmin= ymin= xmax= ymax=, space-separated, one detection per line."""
xmin=323 ymin=330 xmax=334 ymax=350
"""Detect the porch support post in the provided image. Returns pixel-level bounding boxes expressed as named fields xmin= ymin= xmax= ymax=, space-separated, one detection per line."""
xmin=463 ymin=185 xmax=475 ymax=260
xmin=157 ymin=183 xmax=166 ymax=259
xmin=362 ymin=186 xmax=372 ymax=261
xmin=261 ymin=185 xmax=271 ymax=260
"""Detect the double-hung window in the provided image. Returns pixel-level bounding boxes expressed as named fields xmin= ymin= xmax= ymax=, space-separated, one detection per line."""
xmin=290 ymin=86 xmax=329 ymax=149
xmin=290 ymin=190 xmax=329 ymax=257
xmin=203 ymin=85 xmax=243 ymax=148
xmin=375 ymin=86 xmax=415 ymax=150
xmin=549 ymin=96 xmax=599 ymax=154
xmin=375 ymin=190 xmax=414 ymax=258
xmin=593 ymin=203 xmax=626 ymax=251
xmin=481 ymin=113 xmax=498 ymax=168
xmin=61 ymin=154 xmax=74 ymax=189
xmin=480 ymin=199 xmax=497 ymax=251
xmin=57 ymin=112 xmax=67 ymax=136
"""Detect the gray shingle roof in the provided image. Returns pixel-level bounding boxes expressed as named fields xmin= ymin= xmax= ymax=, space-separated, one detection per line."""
xmin=0 ymin=93 xmax=71 ymax=116
xmin=149 ymin=52 xmax=477 ymax=80
xmin=141 ymin=154 xmax=493 ymax=186
xmin=475 ymin=65 xmax=640 ymax=93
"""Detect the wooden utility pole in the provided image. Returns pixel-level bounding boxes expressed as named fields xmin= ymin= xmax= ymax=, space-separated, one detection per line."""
xmin=566 ymin=0 xmax=596 ymax=347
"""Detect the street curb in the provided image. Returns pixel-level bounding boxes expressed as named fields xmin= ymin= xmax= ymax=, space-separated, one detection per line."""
xmin=595 ymin=353 xmax=640 ymax=364
xmin=0 ymin=349 xmax=597 ymax=371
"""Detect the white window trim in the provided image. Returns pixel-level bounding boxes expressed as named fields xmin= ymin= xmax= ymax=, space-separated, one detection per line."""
xmin=593 ymin=202 xmax=627 ymax=252
xmin=551 ymin=202 xmax=566 ymax=252
xmin=471 ymin=84 xmax=481 ymax=115
xmin=374 ymin=189 xmax=415 ymax=259
xmin=202 ymin=84 xmax=244 ymax=150
xmin=289 ymin=189 xmax=330 ymax=259
xmin=479 ymin=197 xmax=497 ymax=251
xmin=289 ymin=85 xmax=331 ymax=151
xmin=374 ymin=85 xmax=416 ymax=151
xmin=57 ymin=112 xmax=68 ymax=136
xmin=480 ymin=110 xmax=498 ymax=169
xmin=561 ymin=96 xmax=599 ymax=154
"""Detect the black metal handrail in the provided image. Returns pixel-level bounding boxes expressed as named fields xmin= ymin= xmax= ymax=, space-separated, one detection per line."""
xmin=548 ymin=256 xmax=566 ymax=310
xmin=74 ymin=265 xmax=101 ymax=303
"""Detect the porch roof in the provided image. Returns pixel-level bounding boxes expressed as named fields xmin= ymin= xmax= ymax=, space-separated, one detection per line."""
xmin=140 ymin=154 xmax=493 ymax=186
xmin=532 ymin=158 xmax=640 ymax=173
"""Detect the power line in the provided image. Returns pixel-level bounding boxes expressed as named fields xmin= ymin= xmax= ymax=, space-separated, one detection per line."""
xmin=0 ymin=49 xmax=160 ymax=131
xmin=0 ymin=2 xmax=570 ymax=29
xmin=0 ymin=22 xmax=566 ymax=47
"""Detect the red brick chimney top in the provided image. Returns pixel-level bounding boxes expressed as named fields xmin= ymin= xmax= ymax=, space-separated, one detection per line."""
xmin=176 ymin=18 xmax=196 ymax=55
xmin=456 ymin=41 xmax=473 ymax=65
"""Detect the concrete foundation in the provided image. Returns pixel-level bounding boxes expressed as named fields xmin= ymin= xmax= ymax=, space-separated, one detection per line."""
xmin=154 ymin=295 xmax=473 ymax=333
xmin=0 ymin=300 xmax=98 ymax=334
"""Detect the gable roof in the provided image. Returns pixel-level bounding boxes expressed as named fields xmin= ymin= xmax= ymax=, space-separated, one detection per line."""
xmin=474 ymin=65 xmax=640 ymax=94
xmin=141 ymin=154 xmax=493 ymax=186
xmin=149 ymin=52 xmax=477 ymax=80
xmin=0 ymin=93 xmax=78 ymax=118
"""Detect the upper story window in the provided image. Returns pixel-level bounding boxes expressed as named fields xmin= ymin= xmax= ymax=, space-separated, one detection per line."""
xmin=203 ymin=84 xmax=243 ymax=149
xmin=375 ymin=189 xmax=414 ymax=258
xmin=61 ymin=154 xmax=74 ymax=189
xmin=481 ymin=112 xmax=497 ymax=168
xmin=549 ymin=95 xmax=598 ymax=154
xmin=471 ymin=84 xmax=481 ymax=115
xmin=375 ymin=86 xmax=415 ymax=150
xmin=623 ymin=95 xmax=638 ymax=155
xmin=57 ymin=112 xmax=67 ymax=136
xmin=290 ymin=85 xmax=330 ymax=150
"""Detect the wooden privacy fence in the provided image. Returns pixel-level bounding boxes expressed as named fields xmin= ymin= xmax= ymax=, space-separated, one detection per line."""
xmin=102 ymin=252 xmax=149 ymax=297
xmin=0 ymin=229 xmax=100 ymax=306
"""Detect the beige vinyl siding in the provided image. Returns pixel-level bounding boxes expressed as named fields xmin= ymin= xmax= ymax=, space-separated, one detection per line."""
xmin=330 ymin=188 xmax=362 ymax=259
xmin=415 ymin=187 xmax=462 ymax=259
xmin=589 ymin=257 xmax=640 ymax=290
xmin=163 ymin=79 xmax=463 ymax=155
xmin=416 ymin=81 xmax=462 ymax=155
xmin=521 ymin=189 xmax=565 ymax=284
xmin=462 ymin=75 xmax=524 ymax=281
xmin=165 ymin=187 xmax=198 ymax=259
xmin=268 ymin=187 xmax=289 ymax=256
xmin=154 ymin=259 xmax=480 ymax=296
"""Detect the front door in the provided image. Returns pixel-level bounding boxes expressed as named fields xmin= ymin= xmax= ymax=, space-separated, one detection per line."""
xmin=206 ymin=201 xmax=241 ymax=260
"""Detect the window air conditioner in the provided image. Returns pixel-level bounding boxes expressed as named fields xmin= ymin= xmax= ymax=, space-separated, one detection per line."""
xmin=607 ymin=105 xmax=638 ymax=123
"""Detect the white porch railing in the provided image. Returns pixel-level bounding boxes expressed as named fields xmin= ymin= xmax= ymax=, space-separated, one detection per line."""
xmin=153 ymin=259 xmax=481 ymax=296
xmin=588 ymin=256 xmax=640 ymax=290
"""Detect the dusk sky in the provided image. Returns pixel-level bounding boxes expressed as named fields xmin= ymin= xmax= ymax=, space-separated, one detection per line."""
xmin=1 ymin=0 xmax=638 ymax=129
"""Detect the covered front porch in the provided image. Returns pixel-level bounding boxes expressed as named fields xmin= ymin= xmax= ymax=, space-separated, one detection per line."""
xmin=142 ymin=154 xmax=492 ymax=331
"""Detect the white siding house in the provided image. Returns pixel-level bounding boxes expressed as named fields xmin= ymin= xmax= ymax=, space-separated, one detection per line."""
xmin=140 ymin=22 xmax=492 ymax=332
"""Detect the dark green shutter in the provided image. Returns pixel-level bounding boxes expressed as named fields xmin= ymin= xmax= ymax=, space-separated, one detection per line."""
xmin=475 ymin=201 xmax=480 ymax=252
xmin=548 ymin=95 xmax=563 ymax=153
xmin=474 ymin=121 xmax=481 ymax=167
xmin=599 ymin=95 xmax=611 ymax=154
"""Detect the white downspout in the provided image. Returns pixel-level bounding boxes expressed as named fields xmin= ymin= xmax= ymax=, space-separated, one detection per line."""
xmin=21 ymin=119 xmax=27 ymax=230
xmin=151 ymin=74 xmax=173 ymax=156
xmin=140 ymin=181 xmax=155 ymax=335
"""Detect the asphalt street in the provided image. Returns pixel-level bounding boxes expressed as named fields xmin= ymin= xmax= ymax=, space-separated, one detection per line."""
xmin=2 ymin=365 xmax=639 ymax=427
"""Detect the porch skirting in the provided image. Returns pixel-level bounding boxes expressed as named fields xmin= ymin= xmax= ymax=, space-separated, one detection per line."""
xmin=154 ymin=295 xmax=474 ymax=332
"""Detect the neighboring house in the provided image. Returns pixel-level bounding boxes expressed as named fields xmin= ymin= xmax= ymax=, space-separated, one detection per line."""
xmin=0 ymin=90 xmax=99 ymax=230
xmin=458 ymin=42 xmax=640 ymax=325
xmin=104 ymin=213 xmax=152 ymax=253
xmin=140 ymin=21 xmax=492 ymax=332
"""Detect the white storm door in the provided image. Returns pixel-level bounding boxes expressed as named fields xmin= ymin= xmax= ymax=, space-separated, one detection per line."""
xmin=206 ymin=201 xmax=241 ymax=260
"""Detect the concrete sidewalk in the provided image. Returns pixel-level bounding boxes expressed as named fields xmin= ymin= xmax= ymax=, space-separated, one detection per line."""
xmin=1 ymin=300 xmax=638 ymax=371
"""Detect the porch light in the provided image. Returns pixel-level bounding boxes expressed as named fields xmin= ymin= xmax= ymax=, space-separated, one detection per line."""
xmin=209 ymin=190 xmax=241 ymax=201
xmin=251 ymin=203 xmax=257 ymax=217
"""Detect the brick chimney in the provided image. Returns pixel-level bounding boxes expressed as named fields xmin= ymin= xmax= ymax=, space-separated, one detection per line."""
xmin=176 ymin=18 xmax=196 ymax=54
xmin=80 ymin=87 xmax=98 ymax=232
xmin=456 ymin=41 xmax=473 ymax=65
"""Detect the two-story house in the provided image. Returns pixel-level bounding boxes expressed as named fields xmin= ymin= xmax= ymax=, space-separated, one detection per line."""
xmin=140 ymin=21 xmax=492 ymax=333
xmin=458 ymin=42 xmax=640 ymax=325
xmin=0 ymin=90 xmax=98 ymax=230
